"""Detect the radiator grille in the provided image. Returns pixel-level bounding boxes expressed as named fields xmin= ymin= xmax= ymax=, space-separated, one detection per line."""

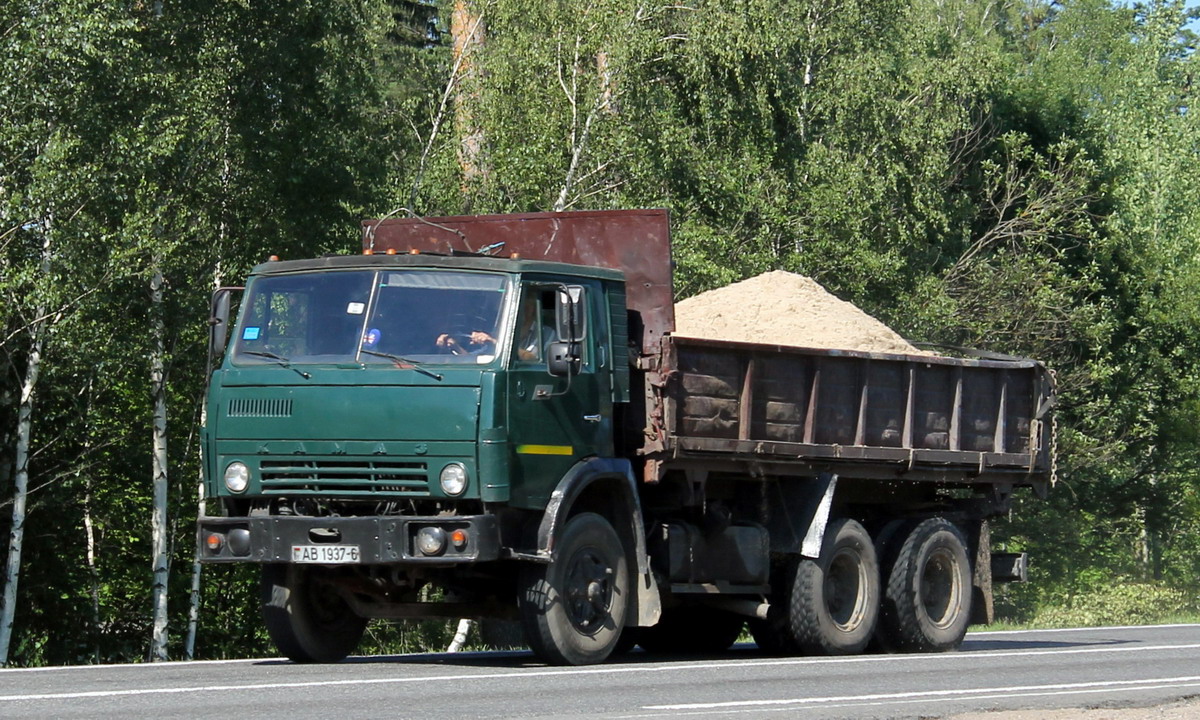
xmin=259 ymin=459 xmax=429 ymax=496
xmin=228 ymin=398 xmax=293 ymax=418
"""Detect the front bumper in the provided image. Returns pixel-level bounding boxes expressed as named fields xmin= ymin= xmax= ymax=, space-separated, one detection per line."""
xmin=197 ymin=514 xmax=500 ymax=564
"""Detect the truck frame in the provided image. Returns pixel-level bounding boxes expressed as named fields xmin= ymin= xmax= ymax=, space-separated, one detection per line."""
xmin=198 ymin=209 xmax=1054 ymax=665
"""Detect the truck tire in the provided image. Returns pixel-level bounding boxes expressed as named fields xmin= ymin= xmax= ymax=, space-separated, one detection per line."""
xmin=519 ymin=512 xmax=629 ymax=665
xmin=748 ymin=558 xmax=801 ymax=655
xmin=789 ymin=518 xmax=879 ymax=655
xmin=637 ymin=606 xmax=744 ymax=654
xmin=879 ymin=517 xmax=972 ymax=652
xmin=260 ymin=564 xmax=367 ymax=663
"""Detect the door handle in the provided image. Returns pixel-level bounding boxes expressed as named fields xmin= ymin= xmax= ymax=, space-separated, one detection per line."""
xmin=583 ymin=414 xmax=602 ymax=423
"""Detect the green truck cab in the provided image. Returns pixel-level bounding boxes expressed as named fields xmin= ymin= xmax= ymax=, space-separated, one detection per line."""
xmin=200 ymin=249 xmax=652 ymax=665
xmin=199 ymin=210 xmax=1055 ymax=666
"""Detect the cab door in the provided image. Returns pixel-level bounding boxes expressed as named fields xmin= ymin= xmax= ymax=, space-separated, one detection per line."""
xmin=506 ymin=278 xmax=612 ymax=509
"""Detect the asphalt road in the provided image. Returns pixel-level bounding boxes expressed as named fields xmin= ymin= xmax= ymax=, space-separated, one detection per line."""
xmin=2 ymin=624 xmax=1198 ymax=719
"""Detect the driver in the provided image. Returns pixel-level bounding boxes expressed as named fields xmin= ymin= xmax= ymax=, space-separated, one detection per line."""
xmin=435 ymin=329 xmax=496 ymax=355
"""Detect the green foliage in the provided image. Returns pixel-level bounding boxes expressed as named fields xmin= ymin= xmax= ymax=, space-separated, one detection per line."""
xmin=1 ymin=0 xmax=393 ymax=666
xmin=1008 ymin=579 xmax=1200 ymax=629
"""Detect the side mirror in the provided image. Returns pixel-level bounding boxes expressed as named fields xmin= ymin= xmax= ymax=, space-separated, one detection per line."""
xmin=547 ymin=341 xmax=581 ymax=377
xmin=556 ymin=286 xmax=586 ymax=341
xmin=208 ymin=287 xmax=242 ymax=371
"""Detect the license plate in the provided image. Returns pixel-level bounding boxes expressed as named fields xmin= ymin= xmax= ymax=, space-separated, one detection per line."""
xmin=292 ymin=545 xmax=360 ymax=564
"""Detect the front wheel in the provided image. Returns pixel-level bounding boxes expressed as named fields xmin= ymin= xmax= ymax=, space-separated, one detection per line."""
xmin=519 ymin=512 xmax=629 ymax=665
xmin=878 ymin=517 xmax=972 ymax=652
xmin=261 ymin=564 xmax=367 ymax=663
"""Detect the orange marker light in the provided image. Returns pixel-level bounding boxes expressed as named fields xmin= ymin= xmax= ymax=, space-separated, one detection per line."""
xmin=409 ymin=248 xmax=420 ymax=255
xmin=267 ymin=255 xmax=280 ymax=262
xmin=363 ymin=248 xmax=374 ymax=255
xmin=450 ymin=529 xmax=468 ymax=550
xmin=386 ymin=248 xmax=396 ymax=255
xmin=205 ymin=533 xmax=223 ymax=553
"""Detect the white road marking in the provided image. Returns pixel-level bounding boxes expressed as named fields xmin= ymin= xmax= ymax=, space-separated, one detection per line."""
xmin=0 ymin=623 xmax=1191 ymax=676
xmin=641 ymin=675 xmax=1200 ymax=710
xmin=2 ymin=641 xmax=1199 ymax=703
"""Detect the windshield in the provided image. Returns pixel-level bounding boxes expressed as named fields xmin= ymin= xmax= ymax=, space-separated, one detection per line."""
xmin=232 ymin=269 xmax=509 ymax=366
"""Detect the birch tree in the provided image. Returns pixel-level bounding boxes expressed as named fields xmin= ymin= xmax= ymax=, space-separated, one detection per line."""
xmin=149 ymin=264 xmax=169 ymax=661
xmin=0 ymin=221 xmax=51 ymax=665
xmin=0 ymin=1 xmax=141 ymax=665
xmin=2 ymin=0 xmax=391 ymax=665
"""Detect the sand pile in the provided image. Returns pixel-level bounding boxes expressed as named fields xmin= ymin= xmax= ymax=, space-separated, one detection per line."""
xmin=673 ymin=270 xmax=932 ymax=356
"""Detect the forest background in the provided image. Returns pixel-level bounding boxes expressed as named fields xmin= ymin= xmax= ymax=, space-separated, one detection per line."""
xmin=2 ymin=0 xmax=1199 ymax=666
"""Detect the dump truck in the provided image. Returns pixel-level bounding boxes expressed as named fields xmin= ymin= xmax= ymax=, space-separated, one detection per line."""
xmin=198 ymin=209 xmax=1055 ymax=666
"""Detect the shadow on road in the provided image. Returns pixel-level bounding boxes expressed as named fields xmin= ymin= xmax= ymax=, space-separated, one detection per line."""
xmin=249 ymin=642 xmax=804 ymax=669
xmin=247 ymin=636 xmax=1137 ymax=669
xmin=961 ymin=637 xmax=1134 ymax=651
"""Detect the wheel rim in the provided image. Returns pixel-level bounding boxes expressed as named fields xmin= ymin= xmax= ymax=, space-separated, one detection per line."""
xmin=824 ymin=547 xmax=869 ymax=632
xmin=920 ymin=547 xmax=961 ymax=629
xmin=563 ymin=544 xmax=613 ymax=635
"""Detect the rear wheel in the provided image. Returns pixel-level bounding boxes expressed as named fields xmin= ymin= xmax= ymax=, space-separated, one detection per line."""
xmin=519 ymin=513 xmax=629 ymax=666
xmin=638 ymin=606 xmax=744 ymax=654
xmin=261 ymin=564 xmax=367 ymax=663
xmin=789 ymin=518 xmax=879 ymax=655
xmin=879 ymin=517 xmax=972 ymax=652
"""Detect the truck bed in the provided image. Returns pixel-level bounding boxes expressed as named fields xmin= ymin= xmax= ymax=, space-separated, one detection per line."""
xmin=649 ymin=337 xmax=1055 ymax=489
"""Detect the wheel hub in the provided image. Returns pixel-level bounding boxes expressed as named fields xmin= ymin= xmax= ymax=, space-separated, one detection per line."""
xmin=921 ymin=548 xmax=961 ymax=628
xmin=825 ymin=548 xmax=868 ymax=631
xmin=565 ymin=549 xmax=612 ymax=632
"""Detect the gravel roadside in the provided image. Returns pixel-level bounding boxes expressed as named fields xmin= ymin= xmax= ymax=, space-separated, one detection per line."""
xmin=946 ymin=697 xmax=1200 ymax=719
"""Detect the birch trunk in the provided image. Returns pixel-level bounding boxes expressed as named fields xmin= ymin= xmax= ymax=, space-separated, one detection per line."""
xmin=552 ymin=51 xmax=616 ymax=212
xmin=447 ymin=618 xmax=472 ymax=652
xmin=183 ymin=539 xmax=202 ymax=659
xmin=149 ymin=265 xmax=170 ymax=662
xmin=185 ymin=261 xmax=223 ymax=661
xmin=83 ymin=486 xmax=101 ymax=663
xmin=81 ymin=374 xmax=100 ymax=663
xmin=0 ymin=224 xmax=52 ymax=666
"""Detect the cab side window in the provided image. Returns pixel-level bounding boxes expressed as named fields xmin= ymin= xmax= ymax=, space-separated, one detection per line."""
xmin=515 ymin=284 xmax=589 ymax=366
xmin=515 ymin=290 xmax=555 ymax=364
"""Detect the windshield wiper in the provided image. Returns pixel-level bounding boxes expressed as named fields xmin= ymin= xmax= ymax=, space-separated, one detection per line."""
xmin=360 ymin=349 xmax=443 ymax=381
xmin=242 ymin=350 xmax=312 ymax=380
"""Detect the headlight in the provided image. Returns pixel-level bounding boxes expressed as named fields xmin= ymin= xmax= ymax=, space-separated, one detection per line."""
xmin=224 ymin=461 xmax=250 ymax=493
xmin=415 ymin=526 xmax=446 ymax=556
xmin=439 ymin=463 xmax=468 ymax=496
